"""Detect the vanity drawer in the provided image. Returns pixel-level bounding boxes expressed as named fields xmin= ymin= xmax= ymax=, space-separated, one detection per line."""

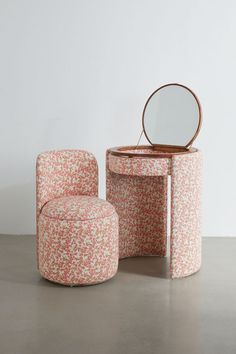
xmin=108 ymin=153 xmax=171 ymax=176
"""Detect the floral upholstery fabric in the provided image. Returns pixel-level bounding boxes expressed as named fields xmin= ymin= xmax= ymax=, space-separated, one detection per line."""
xmin=41 ymin=196 xmax=115 ymax=221
xmin=106 ymin=149 xmax=202 ymax=279
xmin=38 ymin=212 xmax=118 ymax=286
xmin=170 ymin=152 xmax=202 ymax=278
xmin=36 ymin=150 xmax=119 ymax=286
xmin=106 ymin=151 xmax=168 ymax=259
xmin=108 ymin=154 xmax=170 ymax=176
xmin=36 ymin=150 xmax=98 ymax=217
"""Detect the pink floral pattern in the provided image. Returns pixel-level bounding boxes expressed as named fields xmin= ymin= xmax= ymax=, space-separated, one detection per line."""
xmin=38 ymin=212 xmax=118 ymax=286
xmin=36 ymin=150 xmax=119 ymax=286
xmin=108 ymin=154 xmax=170 ymax=176
xmin=36 ymin=150 xmax=98 ymax=216
xmin=106 ymin=151 xmax=168 ymax=259
xmin=41 ymin=195 xmax=115 ymax=221
xmin=170 ymin=152 xmax=202 ymax=278
xmin=106 ymin=148 xmax=202 ymax=278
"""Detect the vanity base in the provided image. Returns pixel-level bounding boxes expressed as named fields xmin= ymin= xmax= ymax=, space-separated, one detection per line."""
xmin=106 ymin=147 xmax=202 ymax=279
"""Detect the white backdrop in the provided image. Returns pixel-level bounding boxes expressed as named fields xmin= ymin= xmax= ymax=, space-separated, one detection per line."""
xmin=0 ymin=0 xmax=235 ymax=236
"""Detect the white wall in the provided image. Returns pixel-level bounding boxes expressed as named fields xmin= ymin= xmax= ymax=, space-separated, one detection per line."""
xmin=0 ymin=0 xmax=235 ymax=236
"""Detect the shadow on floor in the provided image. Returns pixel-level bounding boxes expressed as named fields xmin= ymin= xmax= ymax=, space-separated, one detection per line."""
xmin=118 ymin=256 xmax=170 ymax=279
xmin=0 ymin=267 xmax=66 ymax=288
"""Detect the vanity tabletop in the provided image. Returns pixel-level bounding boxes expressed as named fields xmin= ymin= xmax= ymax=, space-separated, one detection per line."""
xmin=107 ymin=145 xmax=199 ymax=177
xmin=108 ymin=145 xmax=198 ymax=159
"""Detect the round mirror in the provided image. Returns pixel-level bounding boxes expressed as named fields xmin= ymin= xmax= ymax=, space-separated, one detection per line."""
xmin=142 ymin=83 xmax=202 ymax=148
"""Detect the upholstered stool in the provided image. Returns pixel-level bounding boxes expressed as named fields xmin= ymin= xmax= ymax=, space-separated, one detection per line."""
xmin=36 ymin=150 xmax=118 ymax=286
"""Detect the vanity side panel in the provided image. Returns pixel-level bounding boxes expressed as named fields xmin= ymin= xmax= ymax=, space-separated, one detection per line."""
xmin=170 ymin=151 xmax=202 ymax=278
xmin=106 ymin=151 xmax=168 ymax=258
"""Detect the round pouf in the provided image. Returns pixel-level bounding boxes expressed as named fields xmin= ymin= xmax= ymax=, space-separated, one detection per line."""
xmin=38 ymin=196 xmax=118 ymax=286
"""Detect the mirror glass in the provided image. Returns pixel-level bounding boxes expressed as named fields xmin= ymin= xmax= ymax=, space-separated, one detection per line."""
xmin=142 ymin=84 xmax=201 ymax=147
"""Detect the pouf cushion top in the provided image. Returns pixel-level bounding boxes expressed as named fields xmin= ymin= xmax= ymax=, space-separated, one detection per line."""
xmin=41 ymin=195 xmax=116 ymax=221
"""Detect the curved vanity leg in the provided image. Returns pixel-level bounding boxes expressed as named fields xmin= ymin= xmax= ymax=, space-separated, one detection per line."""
xmin=106 ymin=152 xmax=168 ymax=259
xmin=170 ymin=151 xmax=202 ymax=278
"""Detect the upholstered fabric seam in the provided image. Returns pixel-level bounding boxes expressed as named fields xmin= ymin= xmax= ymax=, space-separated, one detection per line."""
xmin=40 ymin=210 xmax=117 ymax=222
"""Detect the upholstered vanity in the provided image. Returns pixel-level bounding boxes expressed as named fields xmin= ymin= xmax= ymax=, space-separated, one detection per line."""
xmin=106 ymin=83 xmax=202 ymax=278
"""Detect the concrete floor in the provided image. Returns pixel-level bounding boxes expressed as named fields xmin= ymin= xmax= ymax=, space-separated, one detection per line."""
xmin=0 ymin=236 xmax=236 ymax=354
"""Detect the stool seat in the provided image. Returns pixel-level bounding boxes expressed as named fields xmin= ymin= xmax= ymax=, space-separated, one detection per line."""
xmin=41 ymin=195 xmax=115 ymax=221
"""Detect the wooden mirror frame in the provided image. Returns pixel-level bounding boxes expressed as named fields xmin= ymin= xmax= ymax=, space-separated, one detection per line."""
xmin=142 ymin=83 xmax=202 ymax=149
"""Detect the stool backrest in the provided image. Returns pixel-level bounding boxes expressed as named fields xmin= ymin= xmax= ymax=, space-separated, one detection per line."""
xmin=36 ymin=150 xmax=98 ymax=217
